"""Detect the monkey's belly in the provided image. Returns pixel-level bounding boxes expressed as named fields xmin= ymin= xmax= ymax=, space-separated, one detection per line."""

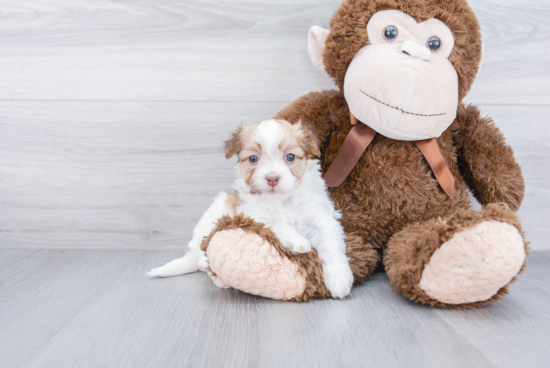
xmin=331 ymin=141 xmax=468 ymax=248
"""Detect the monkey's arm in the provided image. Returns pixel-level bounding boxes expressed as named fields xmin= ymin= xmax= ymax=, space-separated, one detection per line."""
xmin=451 ymin=103 xmax=525 ymax=211
xmin=274 ymin=90 xmax=347 ymax=148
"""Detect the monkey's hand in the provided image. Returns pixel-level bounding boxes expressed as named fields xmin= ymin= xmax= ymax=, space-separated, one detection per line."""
xmin=452 ymin=103 xmax=525 ymax=211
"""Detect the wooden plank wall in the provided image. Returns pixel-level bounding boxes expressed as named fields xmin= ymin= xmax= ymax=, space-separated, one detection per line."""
xmin=0 ymin=0 xmax=548 ymax=250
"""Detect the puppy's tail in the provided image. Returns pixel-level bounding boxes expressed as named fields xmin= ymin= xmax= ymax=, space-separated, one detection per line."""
xmin=146 ymin=250 xmax=201 ymax=278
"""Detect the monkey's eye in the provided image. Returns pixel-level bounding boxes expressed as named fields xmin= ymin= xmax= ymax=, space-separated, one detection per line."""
xmin=285 ymin=153 xmax=296 ymax=163
xmin=427 ymin=36 xmax=442 ymax=52
xmin=383 ymin=26 xmax=398 ymax=42
xmin=248 ymin=155 xmax=259 ymax=163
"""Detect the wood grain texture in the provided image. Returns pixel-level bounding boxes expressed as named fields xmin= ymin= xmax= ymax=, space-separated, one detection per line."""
xmin=1 ymin=102 xmax=548 ymax=250
xmin=0 ymin=100 xmax=284 ymax=249
xmin=0 ymin=249 xmax=145 ymax=368
xmin=0 ymin=0 xmax=547 ymax=104
xmin=0 ymin=249 xmax=549 ymax=368
xmin=0 ymin=0 xmax=548 ymax=250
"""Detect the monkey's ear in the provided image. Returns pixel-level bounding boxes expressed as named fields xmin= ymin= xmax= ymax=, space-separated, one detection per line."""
xmin=308 ymin=26 xmax=330 ymax=72
xmin=224 ymin=127 xmax=242 ymax=159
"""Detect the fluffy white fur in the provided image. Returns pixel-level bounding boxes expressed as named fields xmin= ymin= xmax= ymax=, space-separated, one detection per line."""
xmin=147 ymin=119 xmax=354 ymax=299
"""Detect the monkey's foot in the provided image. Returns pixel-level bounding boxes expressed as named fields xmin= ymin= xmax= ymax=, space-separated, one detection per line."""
xmin=419 ymin=220 xmax=525 ymax=305
xmin=205 ymin=227 xmax=307 ymax=300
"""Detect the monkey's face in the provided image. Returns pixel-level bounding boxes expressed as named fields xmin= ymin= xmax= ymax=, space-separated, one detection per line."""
xmin=344 ymin=10 xmax=458 ymax=140
xmin=307 ymin=1 xmax=482 ymax=141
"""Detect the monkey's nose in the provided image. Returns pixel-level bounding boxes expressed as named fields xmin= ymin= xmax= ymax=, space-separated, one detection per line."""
xmin=401 ymin=40 xmax=431 ymax=61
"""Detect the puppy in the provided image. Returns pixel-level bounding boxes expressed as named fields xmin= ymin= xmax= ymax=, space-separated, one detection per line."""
xmin=147 ymin=119 xmax=354 ymax=298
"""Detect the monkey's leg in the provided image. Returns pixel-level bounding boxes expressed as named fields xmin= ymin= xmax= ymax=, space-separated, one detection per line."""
xmin=384 ymin=204 xmax=528 ymax=309
xmin=200 ymin=214 xmax=378 ymax=301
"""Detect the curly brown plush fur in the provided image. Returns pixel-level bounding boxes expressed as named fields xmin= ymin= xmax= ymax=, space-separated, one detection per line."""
xmin=452 ymin=104 xmax=525 ymax=210
xmin=384 ymin=204 xmax=529 ymax=309
xmin=273 ymin=0 xmax=526 ymax=308
xmin=204 ymin=0 xmax=526 ymax=308
xmin=273 ymin=89 xmax=526 ymax=307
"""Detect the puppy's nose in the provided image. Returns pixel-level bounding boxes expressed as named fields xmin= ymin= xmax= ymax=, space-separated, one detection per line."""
xmin=266 ymin=174 xmax=280 ymax=187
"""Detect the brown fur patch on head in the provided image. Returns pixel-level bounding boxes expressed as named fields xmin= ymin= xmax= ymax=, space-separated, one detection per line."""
xmin=323 ymin=0 xmax=482 ymax=101
xmin=276 ymin=120 xmax=320 ymax=179
xmin=225 ymin=122 xmax=261 ymax=159
xmin=232 ymin=123 xmax=262 ymax=192
xmin=277 ymin=119 xmax=321 ymax=159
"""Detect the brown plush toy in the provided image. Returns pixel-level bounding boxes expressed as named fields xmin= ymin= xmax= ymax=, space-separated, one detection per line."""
xmin=201 ymin=0 xmax=528 ymax=308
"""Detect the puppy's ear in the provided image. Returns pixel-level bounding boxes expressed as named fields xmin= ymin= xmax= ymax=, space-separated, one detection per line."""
xmin=224 ymin=127 xmax=242 ymax=159
xmin=297 ymin=120 xmax=321 ymax=158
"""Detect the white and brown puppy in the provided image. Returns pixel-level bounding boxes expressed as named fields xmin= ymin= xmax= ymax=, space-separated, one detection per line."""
xmin=147 ymin=119 xmax=354 ymax=298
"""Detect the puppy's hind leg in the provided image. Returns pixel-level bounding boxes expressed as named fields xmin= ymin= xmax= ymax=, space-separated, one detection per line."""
xmin=147 ymin=191 xmax=235 ymax=278
xmin=146 ymin=252 xmax=202 ymax=278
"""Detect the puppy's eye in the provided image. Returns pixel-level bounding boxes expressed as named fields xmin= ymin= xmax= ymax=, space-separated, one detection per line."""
xmin=427 ymin=36 xmax=442 ymax=52
xmin=285 ymin=153 xmax=296 ymax=163
xmin=248 ymin=155 xmax=259 ymax=163
xmin=383 ymin=26 xmax=398 ymax=42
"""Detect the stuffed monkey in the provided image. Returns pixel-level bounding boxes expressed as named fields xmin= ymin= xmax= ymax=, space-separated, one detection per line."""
xmin=201 ymin=0 xmax=528 ymax=308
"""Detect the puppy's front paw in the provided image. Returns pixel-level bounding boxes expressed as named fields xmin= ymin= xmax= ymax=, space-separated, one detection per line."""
xmin=323 ymin=264 xmax=353 ymax=299
xmin=283 ymin=235 xmax=312 ymax=254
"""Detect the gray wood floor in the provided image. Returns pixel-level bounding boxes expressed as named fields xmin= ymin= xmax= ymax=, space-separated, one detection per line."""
xmin=1 ymin=249 xmax=549 ymax=368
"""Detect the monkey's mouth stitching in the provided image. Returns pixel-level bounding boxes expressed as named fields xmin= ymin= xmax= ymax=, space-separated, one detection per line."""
xmin=360 ymin=90 xmax=446 ymax=117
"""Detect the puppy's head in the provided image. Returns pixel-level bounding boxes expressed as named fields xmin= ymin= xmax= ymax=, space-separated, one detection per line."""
xmin=225 ymin=119 xmax=320 ymax=195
